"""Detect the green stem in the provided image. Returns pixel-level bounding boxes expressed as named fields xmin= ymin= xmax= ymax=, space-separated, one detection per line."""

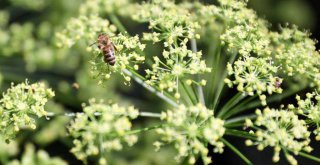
xmin=126 ymin=124 xmax=164 ymax=135
xmin=298 ymin=151 xmax=320 ymax=163
xmin=223 ymin=85 xmax=307 ymax=119
xmin=212 ymin=52 xmax=237 ymax=111
xmin=221 ymin=95 xmax=258 ymax=119
xmin=180 ymin=81 xmax=198 ymax=105
xmin=123 ymin=69 xmax=178 ymax=107
xmin=207 ymin=43 xmax=221 ymax=108
xmin=109 ymin=14 xmax=127 ymax=35
xmin=221 ymin=138 xmax=253 ymax=165
xmin=217 ymin=92 xmax=245 ymax=118
xmin=225 ymin=129 xmax=256 ymax=140
xmin=224 ymin=114 xmax=256 ymax=127
xmin=190 ymin=39 xmax=205 ymax=105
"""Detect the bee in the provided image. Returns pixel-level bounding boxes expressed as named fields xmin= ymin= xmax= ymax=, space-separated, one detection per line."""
xmin=96 ymin=33 xmax=117 ymax=66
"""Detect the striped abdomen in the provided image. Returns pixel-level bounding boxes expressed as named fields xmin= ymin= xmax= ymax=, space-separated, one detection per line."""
xmin=103 ymin=48 xmax=116 ymax=66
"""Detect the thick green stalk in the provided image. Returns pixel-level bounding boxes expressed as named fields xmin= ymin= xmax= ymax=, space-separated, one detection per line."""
xmin=221 ymin=95 xmax=258 ymax=119
xmin=126 ymin=124 xmax=164 ymax=135
xmin=221 ymin=138 xmax=253 ymax=165
xmin=212 ymin=52 xmax=237 ymax=110
xmin=180 ymin=81 xmax=198 ymax=105
xmin=109 ymin=14 xmax=127 ymax=35
xmin=298 ymin=151 xmax=320 ymax=163
xmin=208 ymin=45 xmax=222 ymax=110
xmin=217 ymin=92 xmax=245 ymax=118
xmin=190 ymin=39 xmax=205 ymax=105
xmin=224 ymin=114 xmax=256 ymax=127
xmin=225 ymin=129 xmax=256 ymax=140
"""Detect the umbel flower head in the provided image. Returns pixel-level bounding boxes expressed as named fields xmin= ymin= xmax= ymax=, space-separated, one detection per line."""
xmin=0 ymin=80 xmax=55 ymax=142
xmin=68 ymin=99 xmax=139 ymax=164
xmin=218 ymin=0 xmax=271 ymax=57
xmin=55 ymin=14 xmax=117 ymax=48
xmin=245 ymin=108 xmax=312 ymax=165
xmin=145 ymin=40 xmax=211 ymax=94
xmin=133 ymin=0 xmax=200 ymax=43
xmin=155 ymin=104 xmax=225 ymax=164
xmin=293 ymin=92 xmax=320 ymax=140
xmin=270 ymin=27 xmax=320 ymax=90
xmin=56 ymin=14 xmax=146 ymax=84
xmin=90 ymin=33 xmax=146 ymax=84
xmin=224 ymin=56 xmax=282 ymax=105
xmin=133 ymin=0 xmax=210 ymax=94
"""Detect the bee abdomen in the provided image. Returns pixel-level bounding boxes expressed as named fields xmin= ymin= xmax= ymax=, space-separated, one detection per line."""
xmin=104 ymin=51 xmax=116 ymax=66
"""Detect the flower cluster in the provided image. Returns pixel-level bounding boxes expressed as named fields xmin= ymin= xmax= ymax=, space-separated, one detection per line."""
xmin=0 ymin=23 xmax=34 ymax=57
xmin=0 ymin=20 xmax=69 ymax=72
xmin=133 ymin=0 xmax=200 ymax=42
xmin=0 ymin=80 xmax=55 ymax=142
xmin=245 ymin=108 xmax=312 ymax=164
xmin=145 ymin=40 xmax=210 ymax=96
xmin=218 ymin=0 xmax=271 ymax=57
xmin=55 ymin=14 xmax=117 ymax=48
xmin=89 ymin=34 xmax=145 ymax=84
xmin=155 ymin=104 xmax=225 ymax=164
xmin=270 ymin=27 xmax=320 ymax=90
xmin=292 ymin=92 xmax=320 ymax=140
xmin=78 ymin=0 xmax=130 ymax=15
xmin=133 ymin=0 xmax=210 ymax=95
xmin=224 ymin=56 xmax=282 ymax=105
xmin=7 ymin=144 xmax=67 ymax=165
xmin=68 ymin=99 xmax=139 ymax=164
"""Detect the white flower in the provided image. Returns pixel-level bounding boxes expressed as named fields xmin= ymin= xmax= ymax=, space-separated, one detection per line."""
xmin=68 ymin=99 xmax=139 ymax=163
xmin=156 ymin=104 xmax=225 ymax=164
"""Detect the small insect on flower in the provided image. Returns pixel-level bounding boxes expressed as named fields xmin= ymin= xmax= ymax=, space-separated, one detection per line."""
xmin=274 ymin=77 xmax=282 ymax=88
xmin=96 ymin=33 xmax=117 ymax=66
xmin=72 ymin=82 xmax=80 ymax=89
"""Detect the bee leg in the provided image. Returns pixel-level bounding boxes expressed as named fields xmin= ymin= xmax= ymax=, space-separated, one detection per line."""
xmin=89 ymin=42 xmax=96 ymax=47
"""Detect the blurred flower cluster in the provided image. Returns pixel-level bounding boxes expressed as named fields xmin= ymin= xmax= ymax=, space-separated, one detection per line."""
xmin=8 ymin=144 xmax=67 ymax=165
xmin=133 ymin=0 xmax=210 ymax=95
xmin=55 ymin=14 xmax=116 ymax=48
xmin=68 ymin=99 xmax=139 ymax=164
xmin=0 ymin=80 xmax=54 ymax=142
xmin=155 ymin=104 xmax=225 ymax=164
